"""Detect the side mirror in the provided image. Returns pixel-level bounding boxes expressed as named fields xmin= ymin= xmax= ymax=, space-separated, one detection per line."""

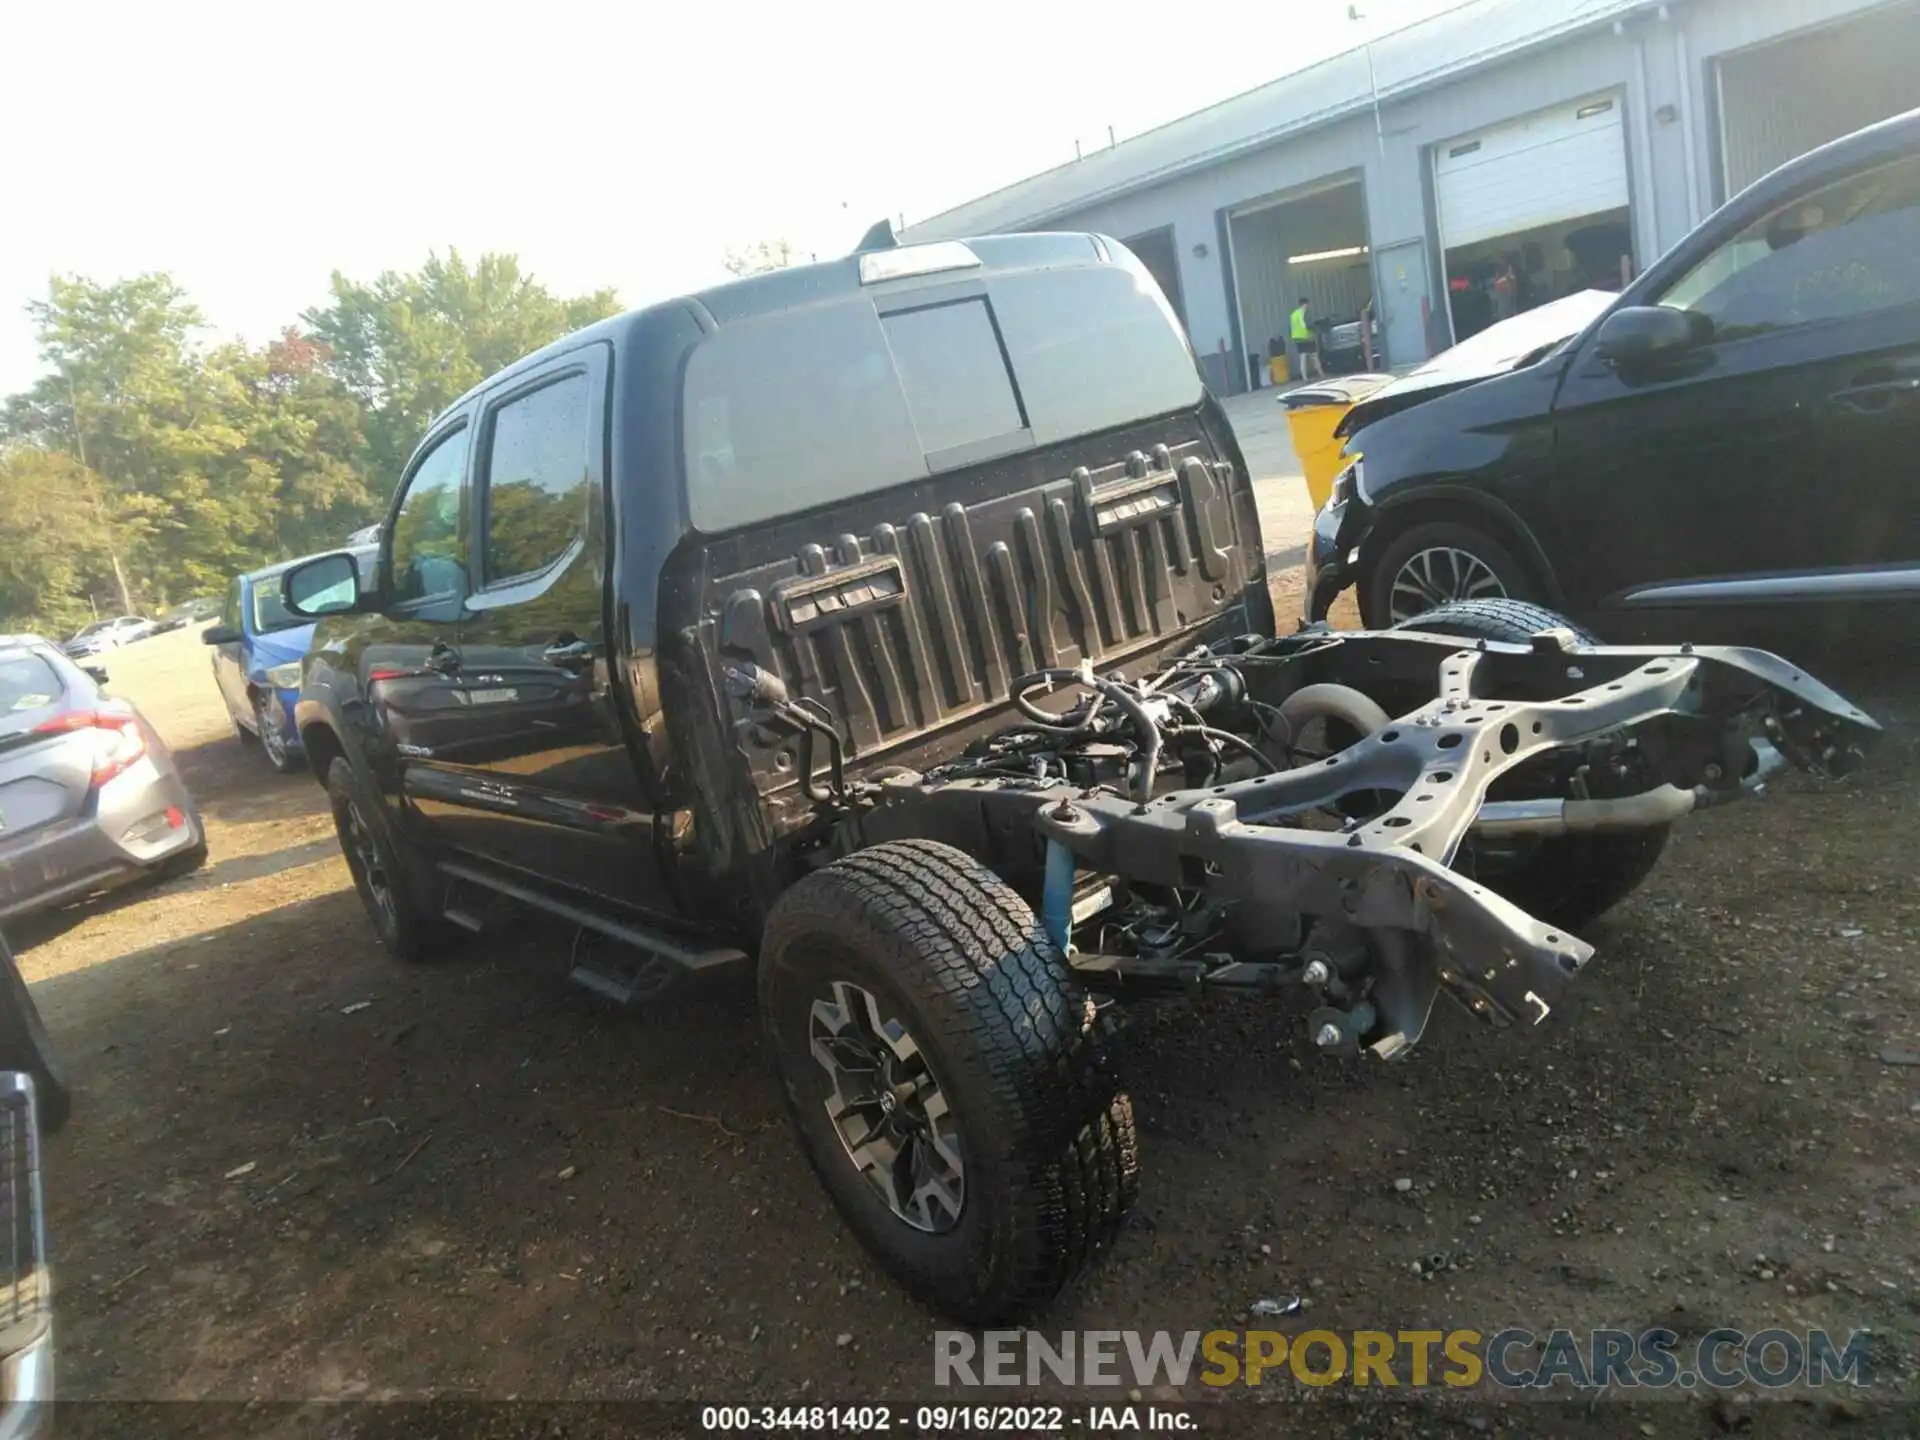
xmin=202 ymin=624 xmax=241 ymax=646
xmin=1594 ymin=305 xmax=1712 ymax=372
xmin=82 ymin=665 xmax=109 ymax=686
xmin=283 ymin=552 xmax=367 ymax=619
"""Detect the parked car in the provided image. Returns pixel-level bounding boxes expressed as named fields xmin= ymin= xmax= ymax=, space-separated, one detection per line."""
xmin=0 ymin=636 xmax=206 ymax=924
xmin=276 ymin=230 xmax=1874 ymax=1323
xmin=1305 ymin=107 xmax=1920 ymax=632
xmin=203 ymin=549 xmax=376 ymax=773
xmin=1321 ymin=308 xmax=1380 ymax=372
xmin=59 ymin=616 xmax=153 ymax=659
xmin=152 ymin=597 xmax=222 ymax=635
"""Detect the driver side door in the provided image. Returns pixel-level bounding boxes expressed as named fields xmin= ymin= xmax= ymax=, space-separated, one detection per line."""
xmin=210 ymin=579 xmax=251 ymax=724
xmin=360 ymin=420 xmax=477 ymax=846
xmin=1548 ymin=151 xmax=1920 ymax=621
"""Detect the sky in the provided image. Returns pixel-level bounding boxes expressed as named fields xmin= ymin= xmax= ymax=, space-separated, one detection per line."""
xmin=0 ymin=0 xmax=1472 ymax=397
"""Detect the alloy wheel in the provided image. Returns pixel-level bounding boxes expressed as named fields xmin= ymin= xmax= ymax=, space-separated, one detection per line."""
xmin=810 ymin=980 xmax=965 ymax=1234
xmin=342 ymin=797 xmax=398 ymax=931
xmin=1388 ymin=546 xmax=1507 ymax=624
xmin=257 ymin=697 xmax=290 ymax=768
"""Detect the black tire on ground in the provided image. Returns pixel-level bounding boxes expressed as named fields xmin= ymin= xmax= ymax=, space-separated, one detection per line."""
xmin=255 ymin=693 xmax=302 ymax=774
xmin=1391 ymin=598 xmax=1671 ymax=931
xmin=0 ymin=935 xmax=72 ymax=1134
xmin=325 ymin=757 xmax=447 ymax=962
xmin=1363 ymin=519 xmax=1534 ymax=630
xmin=760 ymin=839 xmax=1138 ymax=1323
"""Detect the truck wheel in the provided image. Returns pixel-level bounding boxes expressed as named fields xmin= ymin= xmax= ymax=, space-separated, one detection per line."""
xmin=1364 ymin=520 xmax=1533 ymax=629
xmin=325 ymin=758 xmax=447 ymax=961
xmin=760 ymin=840 xmax=1137 ymax=1323
xmin=1392 ymin=599 xmax=1670 ymax=930
xmin=0 ymin=938 xmax=71 ymax=1134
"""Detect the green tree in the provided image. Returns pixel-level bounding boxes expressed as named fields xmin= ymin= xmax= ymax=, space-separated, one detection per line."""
xmin=0 ymin=447 xmax=143 ymax=633
xmin=214 ymin=329 xmax=376 ymax=564
xmin=303 ymin=250 xmax=619 ymax=483
xmin=2 ymin=274 xmax=212 ymax=611
xmin=723 ymin=238 xmax=803 ymax=277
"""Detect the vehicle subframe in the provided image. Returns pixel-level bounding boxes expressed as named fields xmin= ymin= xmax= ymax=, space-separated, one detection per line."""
xmin=860 ymin=626 xmax=1878 ymax=1060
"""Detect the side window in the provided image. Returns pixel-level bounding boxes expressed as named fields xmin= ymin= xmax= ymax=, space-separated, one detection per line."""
xmin=480 ymin=372 xmax=591 ymax=586
xmin=1658 ymin=154 xmax=1920 ymax=338
xmin=389 ymin=428 xmax=470 ymax=606
xmin=222 ymin=578 xmax=244 ymax=631
xmin=879 ymin=299 xmax=1025 ymax=461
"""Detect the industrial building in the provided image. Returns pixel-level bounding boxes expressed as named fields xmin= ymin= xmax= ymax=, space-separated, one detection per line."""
xmin=902 ymin=0 xmax=1920 ymax=394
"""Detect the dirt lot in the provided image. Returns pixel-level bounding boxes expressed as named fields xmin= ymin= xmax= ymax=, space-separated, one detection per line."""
xmin=13 ymin=566 xmax=1919 ymax=1437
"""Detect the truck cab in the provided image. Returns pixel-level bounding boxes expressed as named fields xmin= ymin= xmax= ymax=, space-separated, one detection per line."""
xmin=288 ymin=232 xmax=1273 ymax=948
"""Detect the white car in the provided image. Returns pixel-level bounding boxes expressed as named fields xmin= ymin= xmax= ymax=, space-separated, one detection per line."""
xmin=61 ymin=616 xmax=155 ymax=658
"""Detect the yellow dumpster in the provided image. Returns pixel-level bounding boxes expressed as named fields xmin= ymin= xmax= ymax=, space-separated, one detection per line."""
xmin=1278 ymin=373 xmax=1396 ymax=512
xmin=1267 ymin=353 xmax=1289 ymax=386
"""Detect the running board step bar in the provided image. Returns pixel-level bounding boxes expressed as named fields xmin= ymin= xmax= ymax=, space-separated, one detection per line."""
xmin=436 ymin=860 xmax=749 ymax=985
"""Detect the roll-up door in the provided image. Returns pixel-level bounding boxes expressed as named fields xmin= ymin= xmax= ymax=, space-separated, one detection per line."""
xmin=1436 ymin=93 xmax=1630 ymax=250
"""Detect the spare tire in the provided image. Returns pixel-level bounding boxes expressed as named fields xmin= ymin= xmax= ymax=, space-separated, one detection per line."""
xmin=1392 ymin=599 xmax=1671 ymax=931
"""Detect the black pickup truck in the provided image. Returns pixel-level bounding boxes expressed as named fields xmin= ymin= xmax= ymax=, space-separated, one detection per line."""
xmin=281 ymin=227 xmax=1879 ymax=1322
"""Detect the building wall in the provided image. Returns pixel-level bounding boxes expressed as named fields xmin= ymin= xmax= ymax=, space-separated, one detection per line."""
xmin=1703 ymin=0 xmax=1920 ymax=199
xmin=992 ymin=0 xmax=1913 ymax=391
xmin=1054 ymin=25 xmax=1657 ymax=380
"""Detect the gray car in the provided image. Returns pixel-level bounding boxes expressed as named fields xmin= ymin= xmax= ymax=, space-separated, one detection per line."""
xmin=0 ymin=637 xmax=205 ymax=922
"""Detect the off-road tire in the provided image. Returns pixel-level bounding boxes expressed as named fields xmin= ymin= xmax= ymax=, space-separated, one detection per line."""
xmin=1364 ymin=520 xmax=1534 ymax=629
xmin=0 ymin=935 xmax=71 ymax=1134
xmin=325 ymin=757 xmax=448 ymax=962
xmin=760 ymin=839 xmax=1137 ymax=1323
xmin=1393 ymin=598 xmax=1670 ymax=930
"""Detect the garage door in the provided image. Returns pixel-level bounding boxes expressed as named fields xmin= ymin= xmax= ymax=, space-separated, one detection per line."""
xmin=1435 ymin=93 xmax=1630 ymax=250
xmin=1717 ymin=4 xmax=1920 ymax=199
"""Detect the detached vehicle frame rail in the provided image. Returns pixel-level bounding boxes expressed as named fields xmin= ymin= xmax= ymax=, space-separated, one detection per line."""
xmin=744 ymin=606 xmax=1876 ymax=1320
xmin=847 ymin=622 xmax=1874 ymax=1055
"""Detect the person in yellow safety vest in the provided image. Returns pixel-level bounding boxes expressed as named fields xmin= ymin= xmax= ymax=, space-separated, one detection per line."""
xmin=1290 ymin=297 xmax=1324 ymax=380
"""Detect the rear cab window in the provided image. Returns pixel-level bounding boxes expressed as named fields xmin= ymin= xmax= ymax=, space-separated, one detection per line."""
xmin=680 ymin=237 xmax=1203 ymax=531
xmin=0 ymin=650 xmax=66 ymax=725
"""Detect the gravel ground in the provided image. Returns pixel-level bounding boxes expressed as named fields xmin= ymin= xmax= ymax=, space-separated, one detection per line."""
xmin=11 ymin=577 xmax=1917 ymax=1438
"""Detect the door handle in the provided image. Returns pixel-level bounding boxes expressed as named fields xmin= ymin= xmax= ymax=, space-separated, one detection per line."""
xmin=1831 ymin=376 xmax=1920 ymax=414
xmin=423 ymin=643 xmax=459 ymax=676
xmin=542 ymin=638 xmax=595 ymax=671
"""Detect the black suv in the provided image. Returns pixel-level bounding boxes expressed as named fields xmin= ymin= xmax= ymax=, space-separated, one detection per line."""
xmin=1307 ymin=107 xmax=1920 ymax=633
xmin=280 ymin=228 xmax=1876 ymax=1321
